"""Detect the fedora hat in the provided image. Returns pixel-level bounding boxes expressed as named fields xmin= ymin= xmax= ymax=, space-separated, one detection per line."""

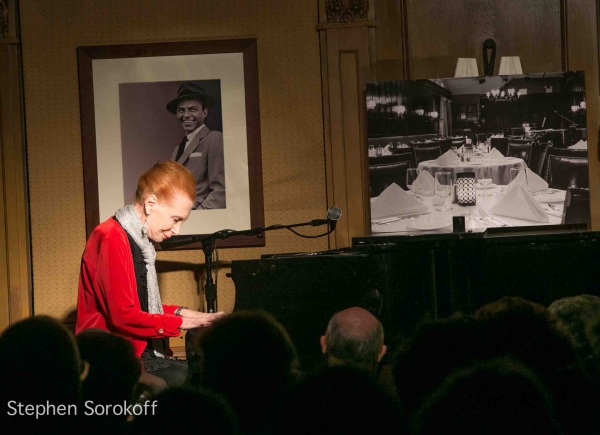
xmin=166 ymin=82 xmax=216 ymax=114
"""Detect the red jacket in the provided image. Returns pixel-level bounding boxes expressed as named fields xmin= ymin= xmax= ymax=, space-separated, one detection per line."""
xmin=75 ymin=217 xmax=182 ymax=357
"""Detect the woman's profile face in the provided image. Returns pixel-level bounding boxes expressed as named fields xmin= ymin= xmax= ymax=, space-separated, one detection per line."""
xmin=146 ymin=192 xmax=193 ymax=243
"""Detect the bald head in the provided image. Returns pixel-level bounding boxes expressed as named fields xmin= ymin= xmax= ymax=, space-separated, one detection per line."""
xmin=321 ymin=307 xmax=386 ymax=373
xmin=332 ymin=307 xmax=381 ymax=340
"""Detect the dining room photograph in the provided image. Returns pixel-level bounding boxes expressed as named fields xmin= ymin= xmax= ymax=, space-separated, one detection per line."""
xmin=367 ymin=71 xmax=590 ymax=233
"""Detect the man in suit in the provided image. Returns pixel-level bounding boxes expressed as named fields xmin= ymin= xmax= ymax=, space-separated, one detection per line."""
xmin=167 ymin=82 xmax=225 ymax=210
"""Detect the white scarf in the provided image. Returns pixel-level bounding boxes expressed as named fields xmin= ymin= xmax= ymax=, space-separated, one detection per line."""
xmin=114 ymin=204 xmax=163 ymax=315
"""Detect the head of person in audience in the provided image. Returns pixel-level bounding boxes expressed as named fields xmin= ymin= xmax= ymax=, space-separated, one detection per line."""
xmin=0 ymin=315 xmax=86 ymax=430
xmin=393 ymin=315 xmax=487 ymax=417
xmin=274 ymin=366 xmax=407 ymax=435
xmin=548 ymin=294 xmax=600 ymax=381
xmin=0 ymin=315 xmax=85 ymax=405
xmin=130 ymin=387 xmax=238 ymax=435
xmin=320 ymin=307 xmax=386 ymax=375
xmin=198 ymin=310 xmax=299 ymax=435
xmin=412 ymin=357 xmax=560 ymax=435
xmin=75 ymin=329 xmax=141 ymax=427
xmin=474 ymin=296 xmax=577 ymax=380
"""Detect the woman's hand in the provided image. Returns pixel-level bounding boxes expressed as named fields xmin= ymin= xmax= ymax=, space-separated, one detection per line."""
xmin=179 ymin=310 xmax=227 ymax=330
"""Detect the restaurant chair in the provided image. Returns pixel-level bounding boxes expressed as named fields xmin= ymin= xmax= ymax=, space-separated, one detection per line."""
xmin=476 ymin=133 xmax=492 ymax=143
xmin=529 ymin=141 xmax=553 ymax=176
xmin=511 ymin=127 xmax=525 ymax=136
xmin=369 ymin=160 xmax=410 ymax=197
xmin=490 ymin=137 xmax=508 ymax=156
xmin=434 ymin=139 xmax=452 ymax=154
xmin=541 ymin=148 xmax=589 ymax=190
xmin=561 ymin=187 xmax=590 ymax=225
xmin=451 ymin=138 xmax=466 ymax=147
xmin=369 ymin=152 xmax=415 ymax=169
xmin=507 ymin=142 xmax=534 ymax=165
xmin=413 ymin=145 xmax=441 ymax=165
xmin=510 ymin=138 xmax=534 ymax=145
xmin=545 ymin=130 xmax=566 ymax=148
xmin=410 ymin=141 xmax=436 ymax=149
xmin=368 ymin=138 xmax=380 ymax=148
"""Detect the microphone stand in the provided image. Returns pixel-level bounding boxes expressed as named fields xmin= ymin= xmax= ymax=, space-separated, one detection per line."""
xmin=184 ymin=218 xmax=335 ymax=313
xmin=554 ymin=111 xmax=578 ymax=127
xmin=179 ymin=218 xmax=334 ymax=376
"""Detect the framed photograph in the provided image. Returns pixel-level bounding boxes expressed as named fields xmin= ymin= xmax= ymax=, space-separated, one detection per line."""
xmin=366 ymin=71 xmax=589 ymax=234
xmin=77 ymin=39 xmax=264 ymax=249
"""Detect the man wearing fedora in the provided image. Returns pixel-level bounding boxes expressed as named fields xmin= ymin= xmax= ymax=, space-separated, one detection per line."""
xmin=167 ymin=82 xmax=225 ymax=210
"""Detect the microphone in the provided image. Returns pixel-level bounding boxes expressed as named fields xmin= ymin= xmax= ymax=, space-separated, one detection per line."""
xmin=160 ymin=234 xmax=204 ymax=250
xmin=326 ymin=206 xmax=342 ymax=231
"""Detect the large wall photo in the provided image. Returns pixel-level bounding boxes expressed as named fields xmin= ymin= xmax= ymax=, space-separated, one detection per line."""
xmin=367 ymin=72 xmax=589 ymax=233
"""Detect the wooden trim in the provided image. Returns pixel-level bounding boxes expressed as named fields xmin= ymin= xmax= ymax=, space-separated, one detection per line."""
xmin=320 ymin=31 xmax=336 ymax=249
xmin=0 ymin=86 xmax=8 ymax=329
xmin=321 ymin=27 xmax=371 ymax=248
xmin=597 ymin=0 xmax=600 ymax=90
xmin=318 ymin=0 xmax=328 ymax=24
xmin=560 ymin=0 xmax=569 ymax=71
xmin=400 ymin=0 xmax=410 ymax=80
xmin=317 ymin=21 xmax=377 ymax=30
xmin=0 ymin=42 xmax=31 ymax=328
xmin=7 ymin=0 xmax=19 ymax=39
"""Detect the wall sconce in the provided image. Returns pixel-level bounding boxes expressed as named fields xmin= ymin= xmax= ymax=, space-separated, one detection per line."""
xmin=430 ymin=111 xmax=439 ymax=119
xmin=580 ymin=101 xmax=587 ymax=109
xmin=415 ymin=109 xmax=425 ymax=116
xmin=454 ymin=58 xmax=479 ymax=78
xmin=498 ymin=56 xmax=523 ymax=75
xmin=571 ymin=105 xmax=580 ymax=113
xmin=366 ymin=100 xmax=376 ymax=110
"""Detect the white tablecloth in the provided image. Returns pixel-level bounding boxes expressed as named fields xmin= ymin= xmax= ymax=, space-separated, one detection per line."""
xmin=371 ymin=185 xmax=564 ymax=234
xmin=418 ymin=157 xmax=526 ymax=185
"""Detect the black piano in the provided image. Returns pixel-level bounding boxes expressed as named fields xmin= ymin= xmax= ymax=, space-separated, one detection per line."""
xmin=230 ymin=227 xmax=600 ymax=360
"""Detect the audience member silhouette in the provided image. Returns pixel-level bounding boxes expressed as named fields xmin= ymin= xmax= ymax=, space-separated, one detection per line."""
xmin=0 ymin=315 xmax=84 ymax=432
xmin=475 ymin=296 xmax=598 ymax=435
xmin=129 ymin=387 xmax=238 ymax=434
xmin=195 ymin=310 xmax=299 ymax=435
xmin=75 ymin=328 xmax=141 ymax=432
xmin=321 ymin=307 xmax=386 ymax=375
xmin=548 ymin=294 xmax=600 ymax=381
xmin=412 ymin=357 xmax=561 ymax=435
xmin=393 ymin=315 xmax=486 ymax=416
xmin=274 ymin=366 xmax=407 ymax=435
xmin=474 ymin=296 xmax=576 ymax=378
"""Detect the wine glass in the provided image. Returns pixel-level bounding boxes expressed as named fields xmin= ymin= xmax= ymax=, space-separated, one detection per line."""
xmin=509 ymin=167 xmax=523 ymax=188
xmin=477 ymin=165 xmax=493 ymax=196
xmin=450 ymin=146 xmax=458 ymax=163
xmin=481 ymin=142 xmax=491 ymax=162
xmin=435 ymin=172 xmax=453 ymax=211
xmin=406 ymin=168 xmax=421 ymax=199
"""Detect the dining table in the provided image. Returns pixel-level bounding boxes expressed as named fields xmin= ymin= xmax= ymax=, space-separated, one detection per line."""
xmin=371 ymin=184 xmax=565 ymax=235
xmin=418 ymin=155 xmax=526 ymax=185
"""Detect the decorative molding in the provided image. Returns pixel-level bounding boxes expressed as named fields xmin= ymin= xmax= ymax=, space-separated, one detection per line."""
xmin=597 ymin=0 xmax=600 ymax=91
xmin=400 ymin=0 xmax=410 ymax=80
xmin=317 ymin=20 xmax=376 ymax=30
xmin=0 ymin=0 xmax=8 ymax=39
xmin=325 ymin=0 xmax=369 ymax=23
xmin=560 ymin=0 xmax=569 ymax=71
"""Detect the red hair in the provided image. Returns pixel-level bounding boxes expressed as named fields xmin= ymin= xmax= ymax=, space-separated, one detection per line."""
xmin=135 ymin=161 xmax=196 ymax=204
